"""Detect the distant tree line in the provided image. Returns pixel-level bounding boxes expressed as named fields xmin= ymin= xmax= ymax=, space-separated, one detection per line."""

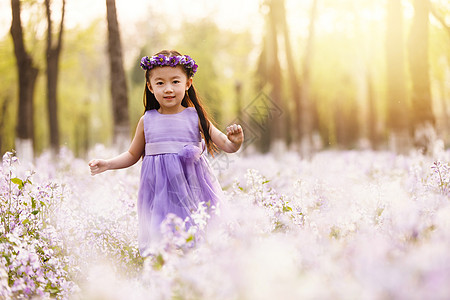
xmin=255 ymin=0 xmax=447 ymax=155
xmin=2 ymin=0 xmax=449 ymax=158
xmin=7 ymin=0 xmax=129 ymax=159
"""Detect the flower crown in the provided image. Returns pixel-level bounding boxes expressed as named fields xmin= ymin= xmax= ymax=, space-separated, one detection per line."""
xmin=140 ymin=54 xmax=198 ymax=76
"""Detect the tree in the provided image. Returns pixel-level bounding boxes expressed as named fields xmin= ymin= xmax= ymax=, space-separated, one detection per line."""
xmin=299 ymin=0 xmax=319 ymax=155
xmin=429 ymin=2 xmax=450 ymax=137
xmin=106 ymin=0 xmax=130 ymax=150
xmin=254 ymin=0 xmax=286 ymax=153
xmin=408 ymin=0 xmax=436 ymax=151
xmin=429 ymin=3 xmax=450 ymax=40
xmin=0 ymin=97 xmax=9 ymax=152
xmin=267 ymin=0 xmax=285 ymax=150
xmin=10 ymin=0 xmax=39 ymax=160
xmin=385 ymin=0 xmax=410 ymax=153
xmin=366 ymin=70 xmax=380 ymax=149
xmin=45 ymin=0 xmax=66 ymax=154
xmin=280 ymin=0 xmax=301 ymax=148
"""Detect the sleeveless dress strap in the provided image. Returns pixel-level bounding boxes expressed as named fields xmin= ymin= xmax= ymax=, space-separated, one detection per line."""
xmin=145 ymin=141 xmax=203 ymax=156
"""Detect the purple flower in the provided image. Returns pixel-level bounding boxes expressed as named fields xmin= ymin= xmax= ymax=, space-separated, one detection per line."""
xmin=140 ymin=56 xmax=150 ymax=70
xmin=156 ymin=54 xmax=167 ymax=66
xmin=169 ymin=56 xmax=180 ymax=67
xmin=184 ymin=56 xmax=194 ymax=68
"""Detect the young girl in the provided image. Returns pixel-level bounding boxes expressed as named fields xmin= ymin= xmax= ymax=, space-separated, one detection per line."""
xmin=89 ymin=50 xmax=244 ymax=255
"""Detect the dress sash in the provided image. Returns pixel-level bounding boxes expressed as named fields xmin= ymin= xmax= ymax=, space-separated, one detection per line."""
xmin=145 ymin=141 xmax=203 ymax=156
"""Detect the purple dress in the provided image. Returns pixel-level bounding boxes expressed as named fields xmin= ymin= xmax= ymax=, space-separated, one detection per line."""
xmin=137 ymin=107 xmax=222 ymax=254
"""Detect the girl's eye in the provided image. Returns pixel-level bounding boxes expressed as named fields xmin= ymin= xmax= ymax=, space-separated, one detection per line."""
xmin=156 ymin=82 xmax=164 ymax=85
xmin=173 ymin=80 xmax=180 ymax=84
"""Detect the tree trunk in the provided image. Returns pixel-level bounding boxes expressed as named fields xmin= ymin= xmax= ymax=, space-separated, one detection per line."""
xmin=255 ymin=37 xmax=271 ymax=153
xmin=385 ymin=0 xmax=410 ymax=153
xmin=408 ymin=0 xmax=435 ymax=127
xmin=235 ymin=80 xmax=242 ymax=120
xmin=299 ymin=0 xmax=318 ymax=155
xmin=366 ymin=70 xmax=380 ymax=149
xmin=408 ymin=0 xmax=436 ymax=153
xmin=267 ymin=0 xmax=285 ymax=153
xmin=10 ymin=0 xmax=38 ymax=161
xmin=280 ymin=0 xmax=301 ymax=149
xmin=106 ymin=0 xmax=130 ymax=151
xmin=0 ymin=97 xmax=9 ymax=153
xmin=45 ymin=0 xmax=65 ymax=155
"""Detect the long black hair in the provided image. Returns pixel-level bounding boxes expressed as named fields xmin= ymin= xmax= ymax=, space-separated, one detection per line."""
xmin=143 ymin=50 xmax=218 ymax=154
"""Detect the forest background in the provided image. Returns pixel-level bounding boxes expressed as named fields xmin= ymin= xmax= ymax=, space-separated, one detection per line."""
xmin=0 ymin=0 xmax=449 ymax=158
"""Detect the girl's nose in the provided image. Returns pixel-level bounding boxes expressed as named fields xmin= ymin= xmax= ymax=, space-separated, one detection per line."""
xmin=164 ymin=85 xmax=173 ymax=92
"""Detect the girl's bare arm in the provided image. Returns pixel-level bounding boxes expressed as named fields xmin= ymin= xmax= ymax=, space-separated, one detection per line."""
xmin=208 ymin=122 xmax=244 ymax=153
xmin=89 ymin=116 xmax=145 ymax=175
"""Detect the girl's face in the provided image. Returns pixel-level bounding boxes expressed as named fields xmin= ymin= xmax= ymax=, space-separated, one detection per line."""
xmin=147 ymin=66 xmax=192 ymax=113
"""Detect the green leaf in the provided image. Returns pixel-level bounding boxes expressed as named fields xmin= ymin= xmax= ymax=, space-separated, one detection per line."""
xmin=11 ymin=178 xmax=22 ymax=185
xmin=22 ymin=219 xmax=30 ymax=225
xmin=31 ymin=210 xmax=39 ymax=215
xmin=153 ymin=253 xmax=165 ymax=270
xmin=2 ymin=254 xmax=11 ymax=264
xmin=48 ymin=287 xmax=59 ymax=294
xmin=11 ymin=178 xmax=24 ymax=189
xmin=283 ymin=206 xmax=293 ymax=212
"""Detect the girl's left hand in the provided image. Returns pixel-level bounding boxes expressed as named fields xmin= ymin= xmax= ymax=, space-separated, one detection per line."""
xmin=226 ymin=124 xmax=244 ymax=146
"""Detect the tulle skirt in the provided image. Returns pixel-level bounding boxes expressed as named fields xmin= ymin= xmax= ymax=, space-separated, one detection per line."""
xmin=137 ymin=153 xmax=222 ymax=255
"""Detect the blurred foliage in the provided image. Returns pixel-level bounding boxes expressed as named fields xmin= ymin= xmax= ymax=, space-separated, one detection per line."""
xmin=127 ymin=18 xmax=255 ymax=130
xmin=0 ymin=37 xmax=17 ymax=152
xmin=0 ymin=0 xmax=449 ymax=155
xmin=58 ymin=20 xmax=110 ymax=157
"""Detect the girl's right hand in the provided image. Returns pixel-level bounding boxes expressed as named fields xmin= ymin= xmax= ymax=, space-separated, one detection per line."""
xmin=88 ymin=159 xmax=109 ymax=176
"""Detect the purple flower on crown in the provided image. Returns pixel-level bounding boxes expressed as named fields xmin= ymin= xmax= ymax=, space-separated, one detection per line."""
xmin=156 ymin=54 xmax=167 ymax=66
xmin=184 ymin=55 xmax=194 ymax=68
xmin=140 ymin=56 xmax=150 ymax=70
xmin=169 ymin=56 xmax=181 ymax=67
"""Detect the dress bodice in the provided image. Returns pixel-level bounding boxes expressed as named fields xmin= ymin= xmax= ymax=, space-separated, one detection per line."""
xmin=143 ymin=107 xmax=201 ymax=144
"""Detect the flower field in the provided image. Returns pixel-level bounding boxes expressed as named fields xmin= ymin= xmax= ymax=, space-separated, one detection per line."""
xmin=1 ymin=147 xmax=449 ymax=299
